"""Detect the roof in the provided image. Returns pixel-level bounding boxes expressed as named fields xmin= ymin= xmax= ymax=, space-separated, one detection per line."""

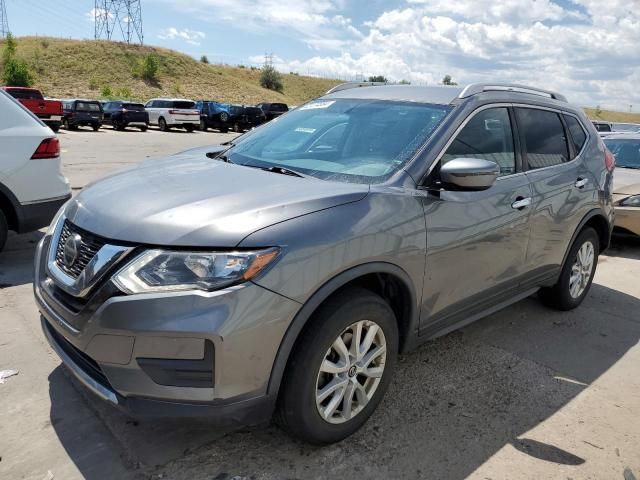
xmin=325 ymin=85 xmax=463 ymax=105
xmin=323 ymin=82 xmax=568 ymax=105
xmin=147 ymin=97 xmax=195 ymax=102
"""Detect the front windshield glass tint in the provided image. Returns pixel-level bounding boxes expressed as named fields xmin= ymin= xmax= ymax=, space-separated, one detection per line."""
xmin=227 ymin=99 xmax=451 ymax=183
xmin=604 ymin=139 xmax=640 ymax=169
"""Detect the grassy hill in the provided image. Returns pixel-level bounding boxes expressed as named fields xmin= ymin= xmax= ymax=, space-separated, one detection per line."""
xmin=2 ymin=36 xmax=639 ymax=124
xmin=1 ymin=36 xmax=341 ymax=105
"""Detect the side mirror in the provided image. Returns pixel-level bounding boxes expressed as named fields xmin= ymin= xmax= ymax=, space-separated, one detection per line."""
xmin=439 ymin=158 xmax=500 ymax=191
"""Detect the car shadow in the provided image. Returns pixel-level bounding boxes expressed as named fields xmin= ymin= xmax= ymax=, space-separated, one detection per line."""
xmin=47 ymin=282 xmax=640 ymax=479
xmin=0 ymin=231 xmax=42 ymax=288
xmin=606 ymin=236 xmax=640 ymax=261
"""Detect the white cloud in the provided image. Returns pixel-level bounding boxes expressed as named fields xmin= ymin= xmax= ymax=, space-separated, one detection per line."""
xmin=86 ymin=8 xmax=113 ymax=22
xmin=158 ymin=27 xmax=206 ymax=45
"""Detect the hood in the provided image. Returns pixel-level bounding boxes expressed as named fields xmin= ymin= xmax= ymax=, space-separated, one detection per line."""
xmin=65 ymin=154 xmax=369 ymax=247
xmin=613 ymin=168 xmax=640 ymax=195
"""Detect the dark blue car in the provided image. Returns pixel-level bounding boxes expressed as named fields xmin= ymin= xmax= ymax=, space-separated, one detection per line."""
xmin=102 ymin=101 xmax=149 ymax=131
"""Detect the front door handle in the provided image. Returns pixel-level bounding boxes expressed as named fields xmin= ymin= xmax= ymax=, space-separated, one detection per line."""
xmin=575 ymin=178 xmax=589 ymax=189
xmin=511 ymin=197 xmax=532 ymax=210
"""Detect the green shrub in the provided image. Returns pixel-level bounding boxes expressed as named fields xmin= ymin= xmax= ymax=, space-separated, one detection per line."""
xmin=238 ymin=64 xmax=245 ymax=69
xmin=2 ymin=57 xmax=34 ymax=87
xmin=101 ymin=85 xmax=113 ymax=98
xmin=260 ymin=65 xmax=283 ymax=93
xmin=368 ymin=75 xmax=387 ymax=83
xmin=171 ymin=81 xmax=182 ymax=95
xmin=40 ymin=38 xmax=50 ymax=49
xmin=140 ymin=53 xmax=159 ymax=81
xmin=89 ymin=76 xmax=99 ymax=90
xmin=200 ymin=55 xmax=209 ymax=64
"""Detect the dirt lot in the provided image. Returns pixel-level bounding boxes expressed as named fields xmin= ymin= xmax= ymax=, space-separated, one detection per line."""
xmin=0 ymin=127 xmax=639 ymax=480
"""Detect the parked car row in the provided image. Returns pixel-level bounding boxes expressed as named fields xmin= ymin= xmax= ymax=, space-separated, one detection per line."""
xmin=1 ymin=86 xmax=290 ymax=134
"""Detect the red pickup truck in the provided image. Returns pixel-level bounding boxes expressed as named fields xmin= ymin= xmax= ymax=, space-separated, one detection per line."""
xmin=1 ymin=86 xmax=63 ymax=132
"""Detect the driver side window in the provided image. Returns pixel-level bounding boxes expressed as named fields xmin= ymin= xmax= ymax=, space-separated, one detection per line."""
xmin=442 ymin=107 xmax=516 ymax=177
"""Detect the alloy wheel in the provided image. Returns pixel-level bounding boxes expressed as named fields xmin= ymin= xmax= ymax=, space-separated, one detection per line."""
xmin=315 ymin=320 xmax=386 ymax=424
xmin=569 ymin=240 xmax=595 ymax=298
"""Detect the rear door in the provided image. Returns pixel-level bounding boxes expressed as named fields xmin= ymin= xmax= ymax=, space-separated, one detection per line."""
xmin=145 ymin=100 xmax=158 ymax=124
xmin=420 ymin=105 xmax=533 ymax=334
xmin=516 ymin=107 xmax=593 ymax=285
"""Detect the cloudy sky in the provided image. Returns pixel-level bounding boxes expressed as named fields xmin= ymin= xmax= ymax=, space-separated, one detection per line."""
xmin=7 ymin=0 xmax=639 ymax=110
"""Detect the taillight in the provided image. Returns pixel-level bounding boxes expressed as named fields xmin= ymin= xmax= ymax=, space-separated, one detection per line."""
xmin=31 ymin=137 xmax=60 ymax=159
xmin=604 ymin=149 xmax=615 ymax=172
xmin=121 ymin=108 xmax=128 ymax=113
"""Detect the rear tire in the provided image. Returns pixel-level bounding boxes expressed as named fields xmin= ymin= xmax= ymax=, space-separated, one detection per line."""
xmin=49 ymin=123 xmax=60 ymax=133
xmin=232 ymin=122 xmax=243 ymax=133
xmin=276 ymin=288 xmax=398 ymax=445
xmin=184 ymin=124 xmax=195 ymax=133
xmin=220 ymin=126 xmax=228 ymax=133
xmin=539 ymin=227 xmax=599 ymax=311
xmin=139 ymin=125 xmax=148 ymax=132
xmin=199 ymin=119 xmax=208 ymax=131
xmin=0 ymin=209 xmax=7 ymax=252
xmin=92 ymin=123 xmax=100 ymax=131
xmin=158 ymin=117 xmax=169 ymax=132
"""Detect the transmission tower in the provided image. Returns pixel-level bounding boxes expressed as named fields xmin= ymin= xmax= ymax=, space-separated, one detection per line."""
xmin=94 ymin=0 xmax=143 ymax=45
xmin=0 ymin=0 xmax=9 ymax=39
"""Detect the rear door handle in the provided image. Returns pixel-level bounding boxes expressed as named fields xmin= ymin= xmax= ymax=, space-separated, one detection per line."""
xmin=575 ymin=178 xmax=588 ymax=189
xmin=511 ymin=197 xmax=532 ymax=210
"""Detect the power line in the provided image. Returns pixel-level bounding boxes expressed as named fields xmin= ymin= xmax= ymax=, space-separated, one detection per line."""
xmin=94 ymin=0 xmax=143 ymax=45
xmin=0 ymin=0 xmax=9 ymax=38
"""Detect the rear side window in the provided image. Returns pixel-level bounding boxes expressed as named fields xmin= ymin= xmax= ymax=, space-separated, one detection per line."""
xmin=442 ymin=107 xmax=516 ymax=177
xmin=76 ymin=101 xmax=102 ymax=112
xmin=271 ymin=103 xmax=288 ymax=112
xmin=516 ymin=108 xmax=569 ymax=169
xmin=564 ymin=115 xmax=587 ymax=156
xmin=123 ymin=103 xmax=145 ymax=111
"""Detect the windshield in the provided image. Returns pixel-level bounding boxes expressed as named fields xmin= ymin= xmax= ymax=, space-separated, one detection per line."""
xmin=226 ymin=99 xmax=451 ymax=183
xmin=604 ymin=138 xmax=640 ymax=169
xmin=173 ymin=101 xmax=196 ymax=109
xmin=612 ymin=123 xmax=640 ymax=133
xmin=76 ymin=101 xmax=101 ymax=112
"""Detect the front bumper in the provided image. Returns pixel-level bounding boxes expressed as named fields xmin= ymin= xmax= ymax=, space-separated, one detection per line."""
xmin=614 ymin=206 xmax=640 ymax=236
xmin=34 ymin=234 xmax=301 ymax=420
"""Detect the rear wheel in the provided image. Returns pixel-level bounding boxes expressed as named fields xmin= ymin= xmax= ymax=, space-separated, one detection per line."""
xmin=139 ymin=125 xmax=148 ymax=132
xmin=539 ymin=227 xmax=599 ymax=311
xmin=184 ymin=124 xmax=195 ymax=133
xmin=199 ymin=119 xmax=208 ymax=131
xmin=113 ymin=120 xmax=125 ymax=131
xmin=158 ymin=117 xmax=170 ymax=132
xmin=276 ymin=288 xmax=398 ymax=444
xmin=220 ymin=126 xmax=229 ymax=133
xmin=92 ymin=123 xmax=100 ymax=131
xmin=232 ymin=122 xmax=243 ymax=133
xmin=0 ymin=209 xmax=8 ymax=252
xmin=49 ymin=123 xmax=60 ymax=133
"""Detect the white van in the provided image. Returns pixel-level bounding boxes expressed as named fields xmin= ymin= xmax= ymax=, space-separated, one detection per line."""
xmin=0 ymin=89 xmax=71 ymax=251
xmin=144 ymin=98 xmax=200 ymax=132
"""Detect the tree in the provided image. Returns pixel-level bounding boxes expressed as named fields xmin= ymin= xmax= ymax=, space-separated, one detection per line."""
xmin=260 ymin=65 xmax=284 ymax=93
xmin=2 ymin=57 xmax=33 ymax=87
xmin=368 ymin=75 xmax=387 ymax=83
xmin=200 ymin=55 xmax=209 ymax=64
xmin=1 ymin=33 xmax=34 ymax=87
xmin=398 ymin=79 xmax=411 ymax=85
xmin=442 ymin=75 xmax=458 ymax=86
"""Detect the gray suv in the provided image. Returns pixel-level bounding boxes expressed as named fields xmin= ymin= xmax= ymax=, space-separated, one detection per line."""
xmin=35 ymin=83 xmax=614 ymax=444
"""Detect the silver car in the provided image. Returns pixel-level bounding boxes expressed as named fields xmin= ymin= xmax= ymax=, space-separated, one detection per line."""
xmin=35 ymin=83 xmax=614 ymax=444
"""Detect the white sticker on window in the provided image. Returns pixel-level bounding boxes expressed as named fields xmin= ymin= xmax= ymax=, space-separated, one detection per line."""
xmin=295 ymin=127 xmax=316 ymax=133
xmin=299 ymin=100 xmax=335 ymax=111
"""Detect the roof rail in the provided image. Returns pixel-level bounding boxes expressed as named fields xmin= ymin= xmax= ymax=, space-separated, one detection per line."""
xmin=459 ymin=83 xmax=568 ymax=103
xmin=326 ymin=81 xmax=387 ymax=94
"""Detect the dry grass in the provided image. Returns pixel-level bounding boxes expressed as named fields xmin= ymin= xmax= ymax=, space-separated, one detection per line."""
xmin=1 ymin=36 xmax=340 ymax=105
xmin=3 ymin=37 xmax=639 ymax=124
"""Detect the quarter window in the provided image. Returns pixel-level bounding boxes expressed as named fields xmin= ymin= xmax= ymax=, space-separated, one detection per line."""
xmin=442 ymin=107 xmax=516 ymax=177
xmin=564 ymin=114 xmax=587 ymax=157
xmin=516 ymin=108 xmax=569 ymax=169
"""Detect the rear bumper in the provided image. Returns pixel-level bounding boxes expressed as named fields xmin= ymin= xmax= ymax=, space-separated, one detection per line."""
xmin=614 ymin=206 xmax=640 ymax=237
xmin=16 ymin=194 xmax=71 ymax=233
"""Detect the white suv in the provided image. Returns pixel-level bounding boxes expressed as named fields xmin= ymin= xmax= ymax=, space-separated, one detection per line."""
xmin=0 ymin=90 xmax=71 ymax=251
xmin=144 ymin=98 xmax=200 ymax=132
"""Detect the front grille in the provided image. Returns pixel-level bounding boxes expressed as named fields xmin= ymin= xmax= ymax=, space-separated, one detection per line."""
xmin=55 ymin=221 xmax=106 ymax=278
xmin=46 ymin=320 xmax=113 ymax=390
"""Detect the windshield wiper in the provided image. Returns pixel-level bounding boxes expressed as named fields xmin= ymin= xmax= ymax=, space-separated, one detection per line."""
xmin=260 ymin=165 xmax=307 ymax=178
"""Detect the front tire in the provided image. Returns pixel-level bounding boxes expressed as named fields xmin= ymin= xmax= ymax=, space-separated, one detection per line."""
xmin=539 ymin=227 xmax=599 ymax=311
xmin=276 ymin=288 xmax=398 ymax=444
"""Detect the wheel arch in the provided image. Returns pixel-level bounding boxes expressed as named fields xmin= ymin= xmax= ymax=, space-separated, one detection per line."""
xmin=266 ymin=262 xmax=419 ymax=397
xmin=562 ymin=209 xmax=611 ymax=269
xmin=0 ymin=182 xmax=20 ymax=231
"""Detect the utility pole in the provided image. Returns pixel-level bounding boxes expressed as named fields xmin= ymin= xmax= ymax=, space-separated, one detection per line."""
xmin=0 ymin=0 xmax=9 ymax=39
xmin=264 ymin=53 xmax=274 ymax=68
xmin=94 ymin=0 xmax=143 ymax=45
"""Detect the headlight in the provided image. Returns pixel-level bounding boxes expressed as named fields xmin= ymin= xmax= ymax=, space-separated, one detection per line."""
xmin=620 ymin=195 xmax=640 ymax=207
xmin=113 ymin=248 xmax=279 ymax=294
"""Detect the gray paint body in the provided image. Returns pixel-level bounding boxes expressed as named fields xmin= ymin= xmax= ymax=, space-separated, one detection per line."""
xmin=35 ymin=85 xmax=614 ymax=422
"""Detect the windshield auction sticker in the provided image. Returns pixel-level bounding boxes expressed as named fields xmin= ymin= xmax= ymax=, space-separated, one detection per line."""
xmin=299 ymin=100 xmax=335 ymax=110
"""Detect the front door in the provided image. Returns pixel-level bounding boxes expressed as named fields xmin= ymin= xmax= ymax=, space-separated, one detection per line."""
xmin=419 ymin=106 xmax=533 ymax=335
